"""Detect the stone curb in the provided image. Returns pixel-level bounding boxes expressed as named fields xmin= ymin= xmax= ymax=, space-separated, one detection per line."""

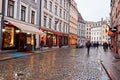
xmin=101 ymin=62 xmax=114 ymax=80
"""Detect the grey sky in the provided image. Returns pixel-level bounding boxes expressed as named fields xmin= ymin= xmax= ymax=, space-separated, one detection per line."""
xmin=75 ymin=0 xmax=110 ymax=21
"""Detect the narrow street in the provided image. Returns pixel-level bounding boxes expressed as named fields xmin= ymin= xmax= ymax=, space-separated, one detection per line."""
xmin=0 ymin=47 xmax=110 ymax=80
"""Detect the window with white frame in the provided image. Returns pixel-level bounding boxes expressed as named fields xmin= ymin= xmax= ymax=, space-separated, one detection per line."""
xmin=64 ymin=0 xmax=65 ymax=7
xmin=32 ymin=0 xmax=37 ymax=3
xmin=44 ymin=0 xmax=47 ymax=9
xmin=21 ymin=5 xmax=26 ymax=21
xmin=63 ymin=22 xmax=65 ymax=32
xmin=63 ymin=11 xmax=65 ymax=19
xmin=54 ymin=21 xmax=57 ymax=30
xmin=59 ymin=22 xmax=61 ymax=31
xmin=7 ymin=0 xmax=14 ymax=18
xmin=59 ymin=8 xmax=62 ymax=17
xmin=31 ymin=10 xmax=35 ymax=24
xmin=49 ymin=1 xmax=52 ymax=12
xmin=60 ymin=0 xmax=62 ymax=5
xmin=44 ymin=15 xmax=47 ymax=27
xmin=66 ymin=24 xmax=68 ymax=33
xmin=55 ymin=5 xmax=57 ymax=15
xmin=49 ymin=17 xmax=52 ymax=29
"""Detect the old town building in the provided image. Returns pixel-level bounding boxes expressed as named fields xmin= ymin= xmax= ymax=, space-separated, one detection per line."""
xmin=69 ymin=0 xmax=78 ymax=46
xmin=1 ymin=0 xmax=44 ymax=51
xmin=40 ymin=0 xmax=70 ymax=48
xmin=110 ymin=0 xmax=120 ymax=55
xmin=85 ymin=21 xmax=93 ymax=42
xmin=91 ymin=21 xmax=102 ymax=44
xmin=102 ymin=17 xmax=110 ymax=44
xmin=77 ymin=12 xmax=85 ymax=46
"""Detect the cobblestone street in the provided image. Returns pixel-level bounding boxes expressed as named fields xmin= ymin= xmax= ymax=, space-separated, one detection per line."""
xmin=0 ymin=47 xmax=110 ymax=80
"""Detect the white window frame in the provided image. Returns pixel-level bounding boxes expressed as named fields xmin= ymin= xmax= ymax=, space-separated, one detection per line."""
xmin=30 ymin=8 xmax=37 ymax=24
xmin=19 ymin=2 xmax=28 ymax=22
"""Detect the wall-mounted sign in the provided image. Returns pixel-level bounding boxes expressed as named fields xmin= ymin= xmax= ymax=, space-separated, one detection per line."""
xmin=111 ymin=27 xmax=117 ymax=32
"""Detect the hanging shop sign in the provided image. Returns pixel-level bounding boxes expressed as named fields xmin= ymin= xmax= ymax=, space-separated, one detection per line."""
xmin=111 ymin=27 xmax=118 ymax=32
xmin=108 ymin=30 xmax=114 ymax=36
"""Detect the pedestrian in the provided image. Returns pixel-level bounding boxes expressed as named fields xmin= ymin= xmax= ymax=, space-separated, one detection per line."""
xmin=34 ymin=38 xmax=36 ymax=50
xmin=40 ymin=37 xmax=44 ymax=50
xmin=103 ymin=42 xmax=108 ymax=52
xmin=86 ymin=40 xmax=91 ymax=54
xmin=96 ymin=41 xmax=99 ymax=49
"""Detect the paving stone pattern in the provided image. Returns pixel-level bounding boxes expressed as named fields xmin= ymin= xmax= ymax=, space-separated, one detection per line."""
xmin=0 ymin=47 xmax=110 ymax=80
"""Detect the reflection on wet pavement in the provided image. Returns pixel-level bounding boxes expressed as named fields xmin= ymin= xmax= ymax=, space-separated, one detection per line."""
xmin=0 ymin=48 xmax=110 ymax=80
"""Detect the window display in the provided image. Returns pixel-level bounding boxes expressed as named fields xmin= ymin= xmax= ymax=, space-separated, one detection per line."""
xmin=53 ymin=35 xmax=57 ymax=46
xmin=3 ymin=27 xmax=15 ymax=48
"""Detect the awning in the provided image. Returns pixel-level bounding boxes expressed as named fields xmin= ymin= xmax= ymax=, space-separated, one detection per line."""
xmin=4 ymin=17 xmax=45 ymax=35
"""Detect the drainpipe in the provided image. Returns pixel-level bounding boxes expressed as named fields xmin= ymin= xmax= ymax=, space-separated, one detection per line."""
xmin=0 ymin=0 xmax=6 ymax=50
xmin=38 ymin=0 xmax=42 ymax=48
xmin=68 ymin=0 xmax=71 ymax=47
xmin=39 ymin=0 xmax=42 ymax=27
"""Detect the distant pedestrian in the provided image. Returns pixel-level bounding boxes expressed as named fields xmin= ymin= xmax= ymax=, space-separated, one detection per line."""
xmin=86 ymin=40 xmax=91 ymax=54
xmin=96 ymin=42 xmax=99 ymax=49
xmin=34 ymin=38 xmax=36 ymax=50
xmin=103 ymin=42 xmax=108 ymax=51
xmin=40 ymin=37 xmax=44 ymax=50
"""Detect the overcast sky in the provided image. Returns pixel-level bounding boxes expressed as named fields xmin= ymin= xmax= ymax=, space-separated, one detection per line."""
xmin=75 ymin=0 xmax=111 ymax=21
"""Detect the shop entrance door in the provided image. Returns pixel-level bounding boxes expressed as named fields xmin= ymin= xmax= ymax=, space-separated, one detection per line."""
xmin=59 ymin=36 xmax=62 ymax=48
xmin=18 ymin=33 xmax=26 ymax=51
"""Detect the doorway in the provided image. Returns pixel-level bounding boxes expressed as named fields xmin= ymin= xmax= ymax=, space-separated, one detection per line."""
xmin=18 ymin=33 xmax=26 ymax=51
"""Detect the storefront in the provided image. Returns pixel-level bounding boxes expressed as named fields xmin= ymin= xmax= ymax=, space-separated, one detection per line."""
xmin=69 ymin=34 xmax=78 ymax=46
xmin=63 ymin=34 xmax=68 ymax=46
xmin=40 ymin=28 xmax=69 ymax=48
xmin=117 ymin=25 xmax=120 ymax=55
xmin=108 ymin=27 xmax=118 ymax=53
xmin=2 ymin=17 xmax=44 ymax=51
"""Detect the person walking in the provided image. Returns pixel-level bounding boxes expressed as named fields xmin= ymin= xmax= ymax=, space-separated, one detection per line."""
xmin=40 ymin=37 xmax=44 ymax=50
xmin=86 ymin=40 xmax=91 ymax=54
xmin=96 ymin=41 xmax=99 ymax=49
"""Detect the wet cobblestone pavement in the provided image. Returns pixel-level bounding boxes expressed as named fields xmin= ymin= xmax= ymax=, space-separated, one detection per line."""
xmin=0 ymin=47 xmax=110 ymax=80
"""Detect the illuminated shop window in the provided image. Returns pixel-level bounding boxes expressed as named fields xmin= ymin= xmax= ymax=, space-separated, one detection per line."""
xmin=3 ymin=27 xmax=15 ymax=48
xmin=53 ymin=35 xmax=57 ymax=46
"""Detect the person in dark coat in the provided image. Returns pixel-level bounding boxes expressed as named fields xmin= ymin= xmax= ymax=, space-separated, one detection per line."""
xmin=96 ymin=42 xmax=99 ymax=49
xmin=86 ymin=40 xmax=91 ymax=54
xmin=40 ymin=37 xmax=44 ymax=50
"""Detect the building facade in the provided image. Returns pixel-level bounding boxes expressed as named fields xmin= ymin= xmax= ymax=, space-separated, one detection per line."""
xmin=0 ymin=0 xmax=3 ymax=50
xmin=1 ymin=0 xmax=44 ymax=51
xmin=77 ymin=12 xmax=85 ymax=46
xmin=102 ymin=18 xmax=110 ymax=44
xmin=91 ymin=21 xmax=102 ymax=44
xmin=40 ymin=0 xmax=70 ymax=48
xmin=69 ymin=0 xmax=78 ymax=46
xmin=85 ymin=21 xmax=93 ymax=42
xmin=110 ymin=0 xmax=120 ymax=54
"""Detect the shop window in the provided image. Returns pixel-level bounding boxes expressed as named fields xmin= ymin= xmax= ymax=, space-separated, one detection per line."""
xmin=3 ymin=27 xmax=15 ymax=48
xmin=53 ymin=35 xmax=57 ymax=46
